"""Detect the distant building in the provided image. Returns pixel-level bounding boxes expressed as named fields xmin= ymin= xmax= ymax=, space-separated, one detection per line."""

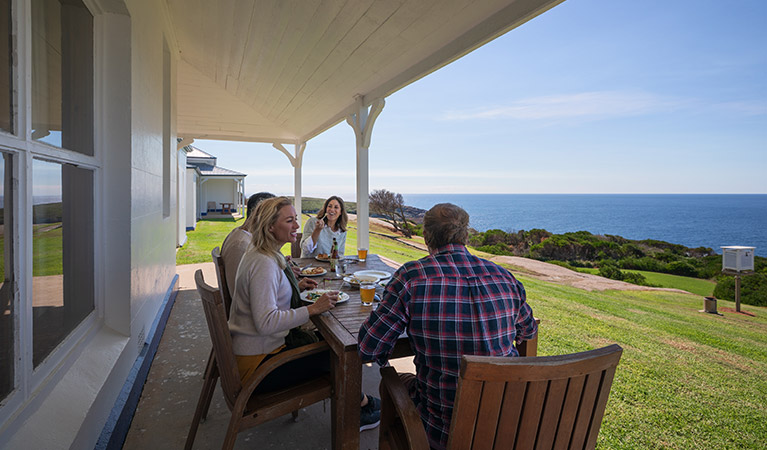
xmin=184 ymin=146 xmax=246 ymax=231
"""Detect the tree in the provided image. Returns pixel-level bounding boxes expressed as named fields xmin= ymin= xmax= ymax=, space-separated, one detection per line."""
xmin=369 ymin=189 xmax=412 ymax=237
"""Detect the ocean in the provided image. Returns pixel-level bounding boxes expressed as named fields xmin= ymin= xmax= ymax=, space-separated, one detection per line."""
xmin=403 ymin=194 xmax=767 ymax=257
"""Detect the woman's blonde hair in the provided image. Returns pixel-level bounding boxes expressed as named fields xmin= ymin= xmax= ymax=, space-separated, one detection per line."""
xmin=251 ymin=196 xmax=294 ymax=268
xmin=317 ymin=196 xmax=348 ymax=232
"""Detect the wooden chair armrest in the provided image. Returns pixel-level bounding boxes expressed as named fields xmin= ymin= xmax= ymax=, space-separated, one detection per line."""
xmin=379 ymin=366 xmax=430 ymax=450
xmin=240 ymin=341 xmax=330 ymax=397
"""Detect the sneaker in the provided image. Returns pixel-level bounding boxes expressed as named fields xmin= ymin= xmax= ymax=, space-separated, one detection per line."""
xmin=360 ymin=395 xmax=381 ymax=431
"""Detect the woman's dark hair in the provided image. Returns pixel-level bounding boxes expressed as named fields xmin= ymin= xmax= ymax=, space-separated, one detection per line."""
xmin=317 ymin=196 xmax=348 ymax=232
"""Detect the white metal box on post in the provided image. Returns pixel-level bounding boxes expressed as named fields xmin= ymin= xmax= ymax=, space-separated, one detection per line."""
xmin=720 ymin=246 xmax=755 ymax=313
xmin=721 ymin=246 xmax=755 ymax=272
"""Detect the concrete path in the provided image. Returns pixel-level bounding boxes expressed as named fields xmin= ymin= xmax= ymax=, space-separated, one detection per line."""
xmin=123 ymin=263 xmax=410 ymax=450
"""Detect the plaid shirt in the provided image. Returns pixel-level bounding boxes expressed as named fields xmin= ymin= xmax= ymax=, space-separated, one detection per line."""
xmin=358 ymin=244 xmax=537 ymax=450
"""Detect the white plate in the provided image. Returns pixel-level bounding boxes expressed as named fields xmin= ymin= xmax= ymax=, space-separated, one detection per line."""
xmin=343 ymin=275 xmax=380 ymax=287
xmin=354 ymin=270 xmax=392 ymax=281
xmin=315 ymin=254 xmax=330 ymax=262
xmin=300 ymin=267 xmax=327 ymax=277
xmin=300 ymin=290 xmax=350 ymax=303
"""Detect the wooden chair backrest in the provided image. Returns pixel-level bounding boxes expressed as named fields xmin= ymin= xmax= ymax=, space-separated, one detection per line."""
xmin=194 ymin=269 xmax=242 ymax=410
xmin=211 ymin=246 xmax=233 ymax=317
xmin=448 ymin=344 xmax=623 ymax=450
xmin=291 ymin=232 xmax=302 ymax=258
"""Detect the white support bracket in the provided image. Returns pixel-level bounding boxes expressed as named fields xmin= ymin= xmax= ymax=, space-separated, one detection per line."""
xmin=273 ymin=141 xmax=307 ymax=226
xmin=177 ymin=136 xmax=194 ymax=151
xmin=346 ymin=95 xmax=385 ymax=250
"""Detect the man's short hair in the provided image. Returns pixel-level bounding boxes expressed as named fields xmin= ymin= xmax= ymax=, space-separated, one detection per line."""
xmin=246 ymin=192 xmax=275 ymax=217
xmin=423 ymin=203 xmax=470 ymax=249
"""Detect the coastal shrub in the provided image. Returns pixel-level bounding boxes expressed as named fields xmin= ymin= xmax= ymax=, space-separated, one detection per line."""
xmin=598 ymin=262 xmax=649 ymax=286
xmin=713 ymin=273 xmax=767 ymax=307
xmin=666 ymin=260 xmax=699 ymax=277
xmin=622 ymin=271 xmax=649 ymax=286
xmin=598 ymin=262 xmax=624 ymax=280
xmin=476 ymin=243 xmax=514 ymax=256
xmin=618 ymin=256 xmax=665 ymax=273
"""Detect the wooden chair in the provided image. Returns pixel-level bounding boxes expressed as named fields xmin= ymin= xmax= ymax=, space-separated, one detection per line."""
xmin=291 ymin=232 xmax=302 ymax=258
xmin=188 ymin=247 xmax=234 ymax=428
xmin=378 ymin=344 xmax=623 ymax=450
xmin=185 ymin=269 xmax=333 ymax=450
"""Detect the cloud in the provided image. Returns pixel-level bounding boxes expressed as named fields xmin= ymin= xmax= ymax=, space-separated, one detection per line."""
xmin=441 ymin=91 xmax=687 ymax=121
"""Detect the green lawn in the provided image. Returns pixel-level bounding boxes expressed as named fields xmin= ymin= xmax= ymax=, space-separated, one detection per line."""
xmin=176 ymin=218 xmax=243 ymax=265
xmin=179 ymin=218 xmax=767 ymax=448
xmin=510 ymin=272 xmax=767 ymax=449
xmin=578 ymin=267 xmax=717 ymax=297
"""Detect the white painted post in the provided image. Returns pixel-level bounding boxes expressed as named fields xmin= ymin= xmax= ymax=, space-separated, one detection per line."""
xmin=273 ymin=142 xmax=307 ymax=226
xmin=346 ymin=95 xmax=385 ymax=252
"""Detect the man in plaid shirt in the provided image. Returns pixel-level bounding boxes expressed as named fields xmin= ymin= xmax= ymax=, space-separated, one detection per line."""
xmin=358 ymin=203 xmax=537 ymax=450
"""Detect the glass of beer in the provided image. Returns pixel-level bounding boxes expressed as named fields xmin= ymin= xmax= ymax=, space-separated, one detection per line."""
xmin=360 ymin=282 xmax=376 ymax=306
xmin=357 ymin=247 xmax=368 ymax=262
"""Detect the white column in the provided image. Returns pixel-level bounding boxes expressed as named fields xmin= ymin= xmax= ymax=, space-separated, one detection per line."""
xmin=273 ymin=142 xmax=307 ymax=226
xmin=346 ymin=95 xmax=385 ymax=251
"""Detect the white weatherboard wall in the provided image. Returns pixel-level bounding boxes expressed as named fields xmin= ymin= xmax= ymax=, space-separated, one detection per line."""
xmin=187 ymin=168 xmax=198 ymax=227
xmin=203 ymin=178 xmax=236 ymax=211
xmin=177 ymin=149 xmax=187 ymax=245
xmin=127 ymin=0 xmax=179 ymax=386
xmin=1 ymin=0 xmax=180 ymax=448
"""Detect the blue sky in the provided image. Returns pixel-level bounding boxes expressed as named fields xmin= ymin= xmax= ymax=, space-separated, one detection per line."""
xmin=197 ymin=0 xmax=767 ymax=201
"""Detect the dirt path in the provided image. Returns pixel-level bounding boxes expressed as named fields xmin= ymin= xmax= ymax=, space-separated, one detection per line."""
xmin=491 ymin=255 xmax=690 ymax=293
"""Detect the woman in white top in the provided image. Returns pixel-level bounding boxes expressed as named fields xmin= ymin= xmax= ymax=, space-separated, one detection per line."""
xmin=229 ymin=196 xmax=337 ymax=388
xmin=300 ymin=196 xmax=348 ymax=258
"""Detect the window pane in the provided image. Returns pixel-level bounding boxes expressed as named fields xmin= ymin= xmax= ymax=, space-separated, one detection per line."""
xmin=32 ymin=159 xmax=93 ymax=367
xmin=0 ymin=0 xmax=11 ymax=133
xmin=31 ymin=0 xmax=93 ymax=155
xmin=0 ymin=152 xmax=13 ymax=400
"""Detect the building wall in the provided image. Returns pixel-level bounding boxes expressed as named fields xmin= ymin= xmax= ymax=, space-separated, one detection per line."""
xmin=202 ymin=178 xmax=238 ymax=212
xmin=0 ymin=0 xmax=181 ymax=448
xmin=127 ymin=0 xmax=178 ymax=369
xmin=186 ymin=168 xmax=198 ymax=228
xmin=177 ymin=149 xmax=187 ymax=245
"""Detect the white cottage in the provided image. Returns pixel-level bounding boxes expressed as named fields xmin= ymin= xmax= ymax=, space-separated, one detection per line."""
xmin=0 ymin=0 xmax=564 ymax=448
xmin=184 ymin=145 xmax=246 ymax=229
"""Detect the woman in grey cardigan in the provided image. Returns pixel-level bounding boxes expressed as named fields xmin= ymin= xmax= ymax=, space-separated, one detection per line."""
xmin=229 ymin=197 xmax=337 ymax=388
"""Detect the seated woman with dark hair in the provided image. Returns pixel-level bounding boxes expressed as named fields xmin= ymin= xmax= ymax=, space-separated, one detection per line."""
xmin=300 ymin=195 xmax=348 ymax=258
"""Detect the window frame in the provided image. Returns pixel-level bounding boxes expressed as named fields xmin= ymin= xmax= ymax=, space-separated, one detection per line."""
xmin=0 ymin=0 xmax=103 ymax=421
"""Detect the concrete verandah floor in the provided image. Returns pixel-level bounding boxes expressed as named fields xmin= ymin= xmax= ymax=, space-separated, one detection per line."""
xmin=123 ymin=262 xmax=411 ymax=450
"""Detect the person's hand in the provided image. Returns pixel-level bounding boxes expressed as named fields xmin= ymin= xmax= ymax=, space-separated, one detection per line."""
xmin=307 ymin=291 xmax=338 ymax=315
xmin=286 ymin=256 xmax=303 ymax=277
xmin=299 ymin=277 xmax=318 ymax=291
xmin=314 ymin=218 xmax=325 ymax=231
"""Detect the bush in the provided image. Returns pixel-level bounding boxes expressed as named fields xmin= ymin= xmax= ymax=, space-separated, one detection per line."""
xmin=598 ymin=262 xmax=624 ymax=280
xmin=598 ymin=262 xmax=650 ymax=286
xmin=666 ymin=260 xmax=699 ymax=277
xmin=713 ymin=273 xmax=767 ymax=307
xmin=476 ymin=243 xmax=514 ymax=256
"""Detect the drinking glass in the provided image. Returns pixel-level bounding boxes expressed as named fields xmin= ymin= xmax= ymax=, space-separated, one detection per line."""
xmin=357 ymin=247 xmax=368 ymax=262
xmin=360 ymin=282 xmax=376 ymax=306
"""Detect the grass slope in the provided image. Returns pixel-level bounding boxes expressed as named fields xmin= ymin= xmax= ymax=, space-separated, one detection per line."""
xmin=178 ymin=218 xmax=767 ymax=448
xmin=512 ymin=272 xmax=767 ymax=449
xmin=578 ymin=267 xmax=717 ymax=297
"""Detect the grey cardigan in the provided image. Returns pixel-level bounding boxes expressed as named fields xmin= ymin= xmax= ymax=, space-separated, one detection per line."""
xmin=228 ymin=249 xmax=310 ymax=355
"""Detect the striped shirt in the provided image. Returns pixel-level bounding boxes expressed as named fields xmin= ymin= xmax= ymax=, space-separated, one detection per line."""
xmin=358 ymin=244 xmax=537 ymax=450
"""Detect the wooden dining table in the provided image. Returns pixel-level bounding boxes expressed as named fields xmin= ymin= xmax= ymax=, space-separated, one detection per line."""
xmin=293 ymin=254 xmax=410 ymax=450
